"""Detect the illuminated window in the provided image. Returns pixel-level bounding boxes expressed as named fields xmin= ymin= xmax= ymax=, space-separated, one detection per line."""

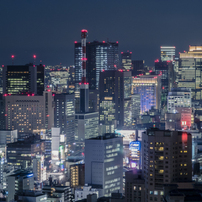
xmin=159 ymin=170 xmax=164 ymax=174
xmin=134 ymin=186 xmax=136 ymax=190
xmin=150 ymin=147 xmax=153 ymax=150
xmin=159 ymin=156 xmax=164 ymax=160
xmin=159 ymin=147 xmax=164 ymax=151
xmin=184 ymin=164 xmax=187 ymax=166
xmin=150 ymin=174 xmax=153 ymax=176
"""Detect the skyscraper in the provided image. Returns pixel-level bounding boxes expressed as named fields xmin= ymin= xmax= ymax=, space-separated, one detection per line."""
xmin=178 ymin=45 xmax=202 ymax=100
xmin=54 ymin=93 xmax=75 ymax=145
xmin=85 ymin=133 xmax=123 ymax=197
xmin=167 ymin=88 xmax=191 ymax=113
xmin=132 ymin=75 xmax=161 ymax=114
xmin=75 ymin=41 xmax=119 ymax=89
xmin=155 ymin=61 xmax=175 ymax=106
xmin=131 ymin=60 xmax=145 ymax=76
xmin=166 ymin=87 xmax=192 ymax=130
xmin=99 ymin=70 xmax=132 ymax=133
xmin=5 ymin=91 xmax=54 ymax=133
xmin=3 ymin=64 xmax=44 ymax=95
xmin=75 ymin=30 xmax=99 ymax=142
xmin=121 ymin=51 xmax=132 ymax=70
xmin=142 ymin=128 xmax=192 ymax=202
xmin=160 ymin=46 xmax=175 ymax=62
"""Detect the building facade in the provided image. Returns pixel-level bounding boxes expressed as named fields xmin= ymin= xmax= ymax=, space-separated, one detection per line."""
xmin=75 ymin=41 xmax=119 ymax=89
xmin=54 ymin=93 xmax=75 ymax=145
xmin=132 ymin=75 xmax=161 ymax=114
xmin=142 ymin=128 xmax=192 ymax=202
xmin=160 ymin=46 xmax=175 ymax=62
xmin=121 ymin=51 xmax=132 ymax=70
xmin=178 ymin=46 xmax=202 ymax=100
xmin=85 ymin=133 xmax=123 ymax=197
xmin=3 ymin=64 xmax=44 ymax=95
xmin=99 ymin=70 xmax=132 ymax=132
xmin=5 ymin=91 xmax=54 ymax=133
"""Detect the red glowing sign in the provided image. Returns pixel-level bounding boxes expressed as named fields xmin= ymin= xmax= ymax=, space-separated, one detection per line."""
xmin=74 ymin=41 xmax=77 ymax=43
xmin=154 ymin=59 xmax=159 ymax=63
xmin=11 ymin=55 xmax=15 ymax=58
xmin=182 ymin=133 xmax=188 ymax=146
xmin=103 ymin=41 xmax=105 ymax=43
xmin=33 ymin=55 xmax=36 ymax=59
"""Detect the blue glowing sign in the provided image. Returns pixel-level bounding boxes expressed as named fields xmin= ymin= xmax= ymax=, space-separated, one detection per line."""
xmin=129 ymin=141 xmax=141 ymax=152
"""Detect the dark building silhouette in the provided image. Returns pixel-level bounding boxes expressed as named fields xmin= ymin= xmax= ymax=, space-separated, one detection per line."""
xmin=3 ymin=64 xmax=44 ymax=95
xmin=99 ymin=70 xmax=132 ymax=133
xmin=54 ymin=93 xmax=75 ymax=145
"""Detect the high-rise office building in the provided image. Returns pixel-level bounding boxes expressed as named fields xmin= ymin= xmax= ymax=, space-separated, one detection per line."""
xmin=125 ymin=169 xmax=145 ymax=202
xmin=54 ymin=93 xmax=75 ymax=145
xmin=5 ymin=91 xmax=54 ymax=133
xmin=178 ymin=46 xmax=202 ymax=100
xmin=49 ymin=68 xmax=69 ymax=93
xmin=85 ymin=133 xmax=123 ymax=197
xmin=121 ymin=51 xmax=132 ymax=70
xmin=0 ymin=129 xmax=17 ymax=144
xmin=160 ymin=46 xmax=175 ymax=62
xmin=70 ymin=164 xmax=85 ymax=188
xmin=132 ymin=75 xmax=161 ymax=114
xmin=75 ymin=112 xmax=99 ymax=141
xmin=7 ymin=170 xmax=34 ymax=202
xmin=33 ymin=156 xmax=46 ymax=182
xmin=155 ymin=61 xmax=175 ymax=106
xmin=3 ymin=64 xmax=44 ymax=95
xmin=131 ymin=94 xmax=141 ymax=120
xmin=75 ymin=41 xmax=119 ymax=89
xmin=167 ymin=88 xmax=191 ymax=113
xmin=7 ymin=134 xmax=45 ymax=169
xmin=75 ymin=30 xmax=99 ymax=142
xmin=166 ymin=88 xmax=192 ymax=130
xmin=99 ymin=70 xmax=132 ymax=133
xmin=142 ymin=128 xmax=192 ymax=202
xmin=131 ymin=60 xmax=145 ymax=76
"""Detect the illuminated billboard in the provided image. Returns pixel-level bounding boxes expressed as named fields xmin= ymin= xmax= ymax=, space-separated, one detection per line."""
xmin=129 ymin=141 xmax=141 ymax=152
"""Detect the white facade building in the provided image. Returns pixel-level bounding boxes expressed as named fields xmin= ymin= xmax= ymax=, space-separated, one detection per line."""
xmin=85 ymin=133 xmax=123 ymax=197
xmin=75 ymin=112 xmax=99 ymax=141
xmin=167 ymin=88 xmax=191 ymax=113
xmin=0 ymin=130 xmax=17 ymax=144
xmin=75 ymin=184 xmax=99 ymax=201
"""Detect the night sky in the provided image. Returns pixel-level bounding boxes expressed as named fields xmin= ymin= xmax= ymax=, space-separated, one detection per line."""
xmin=1 ymin=0 xmax=202 ymax=67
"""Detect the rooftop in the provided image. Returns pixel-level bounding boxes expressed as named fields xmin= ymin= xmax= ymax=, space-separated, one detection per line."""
xmin=88 ymin=133 xmax=120 ymax=140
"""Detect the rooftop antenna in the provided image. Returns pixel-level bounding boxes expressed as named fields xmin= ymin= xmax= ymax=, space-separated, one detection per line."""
xmin=33 ymin=55 xmax=36 ymax=65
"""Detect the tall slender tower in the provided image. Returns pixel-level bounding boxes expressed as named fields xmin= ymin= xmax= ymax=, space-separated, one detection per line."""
xmin=80 ymin=29 xmax=89 ymax=112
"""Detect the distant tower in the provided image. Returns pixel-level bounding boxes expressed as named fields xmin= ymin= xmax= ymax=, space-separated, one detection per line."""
xmin=80 ymin=29 xmax=89 ymax=113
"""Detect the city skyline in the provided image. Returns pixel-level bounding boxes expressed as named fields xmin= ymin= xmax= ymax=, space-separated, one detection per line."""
xmin=1 ymin=0 xmax=202 ymax=66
